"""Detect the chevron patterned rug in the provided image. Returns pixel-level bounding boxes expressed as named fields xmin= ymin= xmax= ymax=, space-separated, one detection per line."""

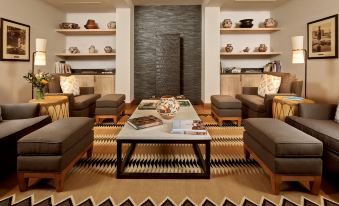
xmin=73 ymin=115 xmax=262 ymax=176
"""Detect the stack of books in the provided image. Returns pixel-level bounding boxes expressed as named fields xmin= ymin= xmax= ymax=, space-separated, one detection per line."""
xmin=55 ymin=61 xmax=71 ymax=73
xmin=138 ymin=101 xmax=158 ymax=110
xmin=171 ymin=120 xmax=207 ymax=135
xmin=127 ymin=115 xmax=163 ymax=130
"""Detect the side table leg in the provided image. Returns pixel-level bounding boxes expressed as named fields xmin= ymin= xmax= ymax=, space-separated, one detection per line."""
xmin=205 ymin=141 xmax=211 ymax=179
xmin=116 ymin=141 xmax=122 ymax=178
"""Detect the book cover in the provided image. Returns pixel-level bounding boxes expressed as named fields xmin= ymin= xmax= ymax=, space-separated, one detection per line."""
xmin=171 ymin=120 xmax=207 ymax=135
xmin=127 ymin=115 xmax=163 ymax=130
xmin=178 ymin=100 xmax=190 ymax=107
xmin=138 ymin=102 xmax=158 ymax=110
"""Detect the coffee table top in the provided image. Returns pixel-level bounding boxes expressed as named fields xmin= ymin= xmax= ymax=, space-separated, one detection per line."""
xmin=117 ymin=100 xmax=211 ymax=141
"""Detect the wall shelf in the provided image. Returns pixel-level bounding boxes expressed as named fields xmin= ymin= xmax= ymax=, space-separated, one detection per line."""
xmin=220 ymin=28 xmax=281 ymax=34
xmin=55 ymin=53 xmax=116 ymax=57
xmin=55 ymin=29 xmax=116 ymax=35
xmin=220 ymin=52 xmax=282 ymax=57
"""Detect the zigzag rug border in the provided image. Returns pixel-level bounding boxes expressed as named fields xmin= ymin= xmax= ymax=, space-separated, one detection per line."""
xmin=1 ymin=194 xmax=338 ymax=206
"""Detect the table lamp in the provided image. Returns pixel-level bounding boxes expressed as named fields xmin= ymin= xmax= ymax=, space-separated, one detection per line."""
xmin=32 ymin=38 xmax=47 ymax=98
xmin=291 ymin=36 xmax=307 ymax=98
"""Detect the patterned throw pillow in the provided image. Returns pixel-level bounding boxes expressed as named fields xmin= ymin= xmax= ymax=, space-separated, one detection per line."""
xmin=60 ymin=76 xmax=80 ymax=96
xmin=335 ymin=104 xmax=339 ymax=123
xmin=258 ymin=74 xmax=282 ymax=97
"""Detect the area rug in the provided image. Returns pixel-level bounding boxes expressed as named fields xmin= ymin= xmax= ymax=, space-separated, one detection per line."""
xmin=1 ymin=115 xmax=338 ymax=206
xmin=73 ymin=115 xmax=262 ymax=176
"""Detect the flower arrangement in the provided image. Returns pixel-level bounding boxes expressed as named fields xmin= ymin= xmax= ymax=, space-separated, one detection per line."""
xmin=23 ymin=72 xmax=52 ymax=99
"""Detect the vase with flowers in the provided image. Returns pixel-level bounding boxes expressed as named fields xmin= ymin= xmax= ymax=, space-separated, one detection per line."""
xmin=23 ymin=72 xmax=52 ymax=99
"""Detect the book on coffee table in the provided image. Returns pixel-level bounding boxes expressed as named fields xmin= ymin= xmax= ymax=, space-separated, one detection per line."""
xmin=127 ymin=115 xmax=163 ymax=130
xmin=138 ymin=101 xmax=158 ymax=110
xmin=171 ymin=120 xmax=207 ymax=135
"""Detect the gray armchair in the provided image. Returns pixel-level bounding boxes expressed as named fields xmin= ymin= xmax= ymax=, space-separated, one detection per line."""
xmin=45 ymin=74 xmax=101 ymax=117
xmin=236 ymin=72 xmax=303 ymax=118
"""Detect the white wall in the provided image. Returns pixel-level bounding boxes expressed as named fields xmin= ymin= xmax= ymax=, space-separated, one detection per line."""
xmin=116 ymin=7 xmax=134 ymax=103
xmin=65 ymin=13 xmax=116 ymax=70
xmin=271 ymin=0 xmax=339 ymax=103
xmin=220 ymin=11 xmax=272 ymax=68
xmin=0 ymin=0 xmax=65 ymax=103
xmin=202 ymin=6 xmax=220 ymax=103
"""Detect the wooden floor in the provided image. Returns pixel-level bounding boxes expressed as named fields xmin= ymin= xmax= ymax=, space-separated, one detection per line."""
xmin=124 ymin=103 xmax=211 ymax=115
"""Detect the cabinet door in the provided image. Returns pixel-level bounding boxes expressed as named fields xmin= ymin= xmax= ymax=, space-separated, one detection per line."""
xmin=73 ymin=75 xmax=95 ymax=87
xmin=94 ymin=75 xmax=115 ymax=96
xmin=220 ymin=75 xmax=242 ymax=97
xmin=241 ymin=74 xmax=263 ymax=88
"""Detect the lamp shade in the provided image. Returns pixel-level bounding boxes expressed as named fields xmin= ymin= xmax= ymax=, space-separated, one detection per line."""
xmin=34 ymin=52 xmax=46 ymax=66
xmin=291 ymin=36 xmax=304 ymax=50
xmin=35 ymin=38 xmax=47 ymax=52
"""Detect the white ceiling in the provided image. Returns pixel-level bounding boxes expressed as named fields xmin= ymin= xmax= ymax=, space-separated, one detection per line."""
xmin=42 ymin=0 xmax=290 ymax=12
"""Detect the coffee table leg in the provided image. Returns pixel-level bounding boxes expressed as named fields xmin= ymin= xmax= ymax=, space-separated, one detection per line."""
xmin=116 ymin=140 xmax=122 ymax=178
xmin=205 ymin=141 xmax=211 ymax=179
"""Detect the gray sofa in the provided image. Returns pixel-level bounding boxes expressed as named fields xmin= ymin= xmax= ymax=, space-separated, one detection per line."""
xmin=236 ymin=72 xmax=303 ymax=118
xmin=46 ymin=74 xmax=101 ymax=117
xmin=0 ymin=103 xmax=51 ymax=176
xmin=286 ymin=103 xmax=339 ymax=176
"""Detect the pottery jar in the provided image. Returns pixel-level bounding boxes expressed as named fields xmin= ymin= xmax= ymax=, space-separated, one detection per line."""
xmin=258 ymin=44 xmax=267 ymax=52
xmin=222 ymin=19 xmax=232 ymax=28
xmin=156 ymin=96 xmax=180 ymax=120
xmin=89 ymin=45 xmax=96 ymax=53
xmin=225 ymin=44 xmax=233 ymax=53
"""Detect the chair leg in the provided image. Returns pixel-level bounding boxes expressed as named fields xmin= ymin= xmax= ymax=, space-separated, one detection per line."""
xmin=270 ymin=175 xmax=281 ymax=195
xmin=17 ymin=173 xmax=28 ymax=192
xmin=237 ymin=119 xmax=242 ymax=127
xmin=310 ymin=176 xmax=321 ymax=195
xmin=55 ymin=173 xmax=65 ymax=192
xmin=244 ymin=146 xmax=250 ymax=160
xmin=87 ymin=144 xmax=93 ymax=158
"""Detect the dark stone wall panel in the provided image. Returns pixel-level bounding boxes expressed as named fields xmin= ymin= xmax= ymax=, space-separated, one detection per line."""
xmin=134 ymin=5 xmax=202 ymax=104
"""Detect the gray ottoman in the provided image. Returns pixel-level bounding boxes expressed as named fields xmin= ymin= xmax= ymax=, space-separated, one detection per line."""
xmin=17 ymin=117 xmax=94 ymax=192
xmin=211 ymin=95 xmax=242 ymax=126
xmin=95 ymin=94 xmax=125 ymax=124
xmin=243 ymin=118 xmax=323 ymax=194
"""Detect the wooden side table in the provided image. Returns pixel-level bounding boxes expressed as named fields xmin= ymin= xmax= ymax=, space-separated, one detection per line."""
xmin=272 ymin=96 xmax=314 ymax=121
xmin=29 ymin=96 xmax=69 ymax=122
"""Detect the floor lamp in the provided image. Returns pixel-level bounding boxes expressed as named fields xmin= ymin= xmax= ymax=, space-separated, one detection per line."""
xmin=291 ymin=36 xmax=308 ymax=98
xmin=32 ymin=38 xmax=47 ymax=99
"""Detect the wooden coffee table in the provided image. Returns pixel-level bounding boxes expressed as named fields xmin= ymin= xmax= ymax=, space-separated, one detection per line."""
xmin=116 ymin=100 xmax=211 ymax=179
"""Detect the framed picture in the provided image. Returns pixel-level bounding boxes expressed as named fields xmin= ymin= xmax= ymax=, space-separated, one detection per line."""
xmin=0 ymin=18 xmax=30 ymax=61
xmin=307 ymin=14 xmax=338 ymax=59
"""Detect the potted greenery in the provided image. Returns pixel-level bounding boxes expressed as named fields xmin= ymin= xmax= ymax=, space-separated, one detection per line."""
xmin=23 ymin=72 xmax=52 ymax=99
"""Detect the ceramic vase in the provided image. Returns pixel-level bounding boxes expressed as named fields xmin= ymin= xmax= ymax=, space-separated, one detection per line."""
xmin=156 ymin=95 xmax=180 ymax=120
xmin=35 ymin=87 xmax=44 ymax=99
xmin=225 ymin=44 xmax=233 ymax=53
xmin=222 ymin=19 xmax=232 ymax=28
xmin=258 ymin=44 xmax=267 ymax=52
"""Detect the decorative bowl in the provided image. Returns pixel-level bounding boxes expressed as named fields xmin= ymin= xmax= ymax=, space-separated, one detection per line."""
xmin=156 ymin=95 xmax=180 ymax=120
xmin=107 ymin=21 xmax=116 ymax=29
xmin=239 ymin=19 xmax=254 ymax=28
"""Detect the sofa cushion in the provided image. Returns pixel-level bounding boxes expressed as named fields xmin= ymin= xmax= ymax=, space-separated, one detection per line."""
xmin=60 ymin=76 xmax=80 ymax=96
xmin=18 ymin=117 xmax=93 ymax=156
xmin=258 ymin=74 xmax=281 ymax=97
xmin=279 ymin=74 xmax=296 ymax=93
xmin=96 ymin=94 xmax=126 ymax=108
xmin=73 ymin=94 xmax=101 ymax=110
xmin=335 ymin=104 xmax=339 ymax=123
xmin=244 ymin=118 xmax=323 ymax=157
xmin=0 ymin=116 xmax=51 ymax=140
xmin=286 ymin=116 xmax=339 ymax=155
xmin=210 ymin=95 xmax=241 ymax=109
xmin=236 ymin=94 xmax=265 ymax=112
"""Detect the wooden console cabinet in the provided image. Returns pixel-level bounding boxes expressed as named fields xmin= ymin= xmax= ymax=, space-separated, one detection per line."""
xmin=220 ymin=74 xmax=263 ymax=97
xmin=73 ymin=75 xmax=115 ymax=96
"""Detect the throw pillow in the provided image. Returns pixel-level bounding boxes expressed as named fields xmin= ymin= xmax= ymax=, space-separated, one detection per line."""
xmin=279 ymin=74 xmax=296 ymax=93
xmin=258 ymin=74 xmax=282 ymax=97
xmin=335 ymin=104 xmax=339 ymax=123
xmin=60 ymin=76 xmax=80 ymax=96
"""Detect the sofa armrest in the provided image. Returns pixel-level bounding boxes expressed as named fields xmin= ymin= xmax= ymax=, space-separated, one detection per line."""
xmin=242 ymin=87 xmax=258 ymax=95
xmin=299 ymin=103 xmax=337 ymax=120
xmin=291 ymin=80 xmax=303 ymax=97
xmin=45 ymin=93 xmax=75 ymax=112
xmin=80 ymin=87 xmax=94 ymax=95
xmin=0 ymin=103 xmax=40 ymax=120
xmin=264 ymin=93 xmax=296 ymax=117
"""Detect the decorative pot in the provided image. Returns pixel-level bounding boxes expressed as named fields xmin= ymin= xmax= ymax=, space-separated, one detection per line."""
xmin=89 ymin=45 xmax=96 ymax=53
xmin=225 ymin=44 xmax=233 ymax=53
xmin=243 ymin=47 xmax=250 ymax=53
xmin=239 ymin=19 xmax=254 ymax=28
xmin=69 ymin=47 xmax=80 ymax=54
xmin=107 ymin=21 xmax=116 ymax=29
xmin=156 ymin=95 xmax=180 ymax=120
xmin=84 ymin=19 xmax=98 ymax=29
xmin=264 ymin=18 xmax=278 ymax=28
xmin=258 ymin=44 xmax=267 ymax=52
xmin=222 ymin=19 xmax=232 ymax=28
xmin=35 ymin=87 xmax=44 ymax=99
xmin=104 ymin=46 xmax=113 ymax=53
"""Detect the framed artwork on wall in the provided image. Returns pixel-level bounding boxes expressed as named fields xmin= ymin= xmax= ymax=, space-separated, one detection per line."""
xmin=0 ymin=18 xmax=30 ymax=61
xmin=307 ymin=14 xmax=338 ymax=59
